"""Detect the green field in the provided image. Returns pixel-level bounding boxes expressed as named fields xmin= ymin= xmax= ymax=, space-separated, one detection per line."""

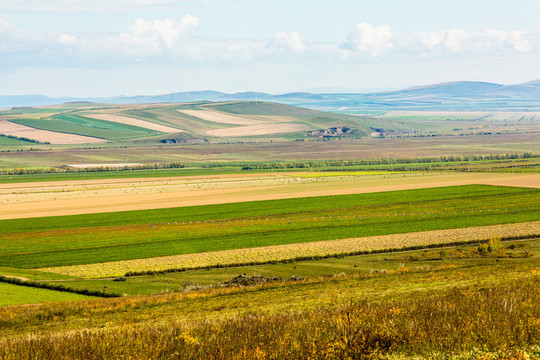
xmin=10 ymin=114 xmax=160 ymax=140
xmin=0 ymin=135 xmax=37 ymax=145
xmin=0 ymin=282 xmax=93 ymax=306
xmin=1 ymin=185 xmax=539 ymax=269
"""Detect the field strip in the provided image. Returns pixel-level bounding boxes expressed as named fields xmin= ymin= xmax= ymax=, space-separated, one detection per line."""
xmin=207 ymin=123 xmax=309 ymax=137
xmin=178 ymin=109 xmax=267 ymax=125
xmin=0 ymin=172 xmax=539 ymax=220
xmin=0 ymin=121 xmax=108 ymax=145
xmin=37 ymin=221 xmax=540 ymax=278
xmin=84 ymin=113 xmax=184 ymax=133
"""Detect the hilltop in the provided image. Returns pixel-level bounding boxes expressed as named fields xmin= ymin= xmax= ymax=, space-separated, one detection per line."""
xmin=1 ymin=80 xmax=539 ymax=111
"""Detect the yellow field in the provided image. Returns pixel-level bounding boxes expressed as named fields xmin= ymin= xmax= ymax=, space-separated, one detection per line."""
xmin=0 ymin=172 xmax=539 ymax=220
xmin=38 ymin=221 xmax=540 ymax=278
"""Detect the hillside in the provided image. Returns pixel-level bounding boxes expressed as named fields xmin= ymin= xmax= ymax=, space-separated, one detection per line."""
xmin=0 ymin=101 xmax=388 ymax=145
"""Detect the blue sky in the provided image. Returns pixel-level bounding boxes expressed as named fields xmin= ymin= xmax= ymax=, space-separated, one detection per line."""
xmin=1 ymin=0 xmax=539 ymax=96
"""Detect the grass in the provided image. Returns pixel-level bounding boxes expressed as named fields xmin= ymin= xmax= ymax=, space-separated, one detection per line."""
xmin=0 ymin=282 xmax=94 ymax=306
xmin=1 ymin=185 xmax=539 ymax=269
xmin=36 ymin=239 xmax=540 ymax=295
xmin=0 ymin=243 xmax=538 ymax=358
xmin=0 ymin=136 xmax=36 ymax=145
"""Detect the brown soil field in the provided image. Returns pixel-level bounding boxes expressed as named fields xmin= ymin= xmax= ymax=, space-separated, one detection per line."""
xmin=0 ymin=172 xmax=538 ymax=220
xmin=39 ymin=220 xmax=540 ymax=277
xmin=178 ymin=110 xmax=266 ymax=125
xmin=207 ymin=123 xmax=308 ymax=137
xmin=85 ymin=114 xmax=184 ymax=133
xmin=0 ymin=121 xmax=108 ymax=145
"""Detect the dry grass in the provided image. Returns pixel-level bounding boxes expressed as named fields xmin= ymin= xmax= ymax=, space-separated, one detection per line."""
xmin=0 ymin=275 xmax=537 ymax=359
xmin=0 ymin=121 xmax=107 ymax=144
xmin=38 ymin=221 xmax=540 ymax=277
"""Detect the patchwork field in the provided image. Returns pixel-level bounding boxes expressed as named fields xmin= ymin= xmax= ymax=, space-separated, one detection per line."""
xmin=40 ymin=221 xmax=540 ymax=277
xmin=0 ymin=168 xmax=538 ymax=359
xmin=0 ymin=120 xmax=107 ymax=144
xmin=1 ymin=100 xmax=539 ymax=358
xmin=85 ymin=113 xmax=184 ymax=133
xmin=0 ymin=182 xmax=538 ymax=274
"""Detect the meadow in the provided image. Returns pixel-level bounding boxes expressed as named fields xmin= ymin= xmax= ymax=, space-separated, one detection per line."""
xmin=0 ymin=239 xmax=538 ymax=359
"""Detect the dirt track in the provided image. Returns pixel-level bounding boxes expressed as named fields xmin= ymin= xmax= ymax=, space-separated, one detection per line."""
xmin=0 ymin=172 xmax=539 ymax=220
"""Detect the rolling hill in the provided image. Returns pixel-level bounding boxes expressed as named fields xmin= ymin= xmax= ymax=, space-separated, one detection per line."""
xmin=2 ymin=80 xmax=539 ymax=110
xmin=0 ymin=101 xmax=396 ymax=144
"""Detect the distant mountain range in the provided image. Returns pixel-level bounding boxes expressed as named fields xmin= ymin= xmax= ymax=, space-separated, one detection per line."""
xmin=2 ymin=80 xmax=540 ymax=110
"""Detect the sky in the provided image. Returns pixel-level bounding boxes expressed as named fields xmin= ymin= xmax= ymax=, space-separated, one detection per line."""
xmin=1 ymin=0 xmax=539 ymax=97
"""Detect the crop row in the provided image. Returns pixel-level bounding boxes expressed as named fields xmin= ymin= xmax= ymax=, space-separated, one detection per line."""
xmin=38 ymin=220 xmax=540 ymax=277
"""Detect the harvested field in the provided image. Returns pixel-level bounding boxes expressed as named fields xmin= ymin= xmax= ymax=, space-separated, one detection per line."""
xmin=85 ymin=113 xmax=183 ymax=133
xmin=178 ymin=110 xmax=266 ymax=125
xmin=0 ymin=121 xmax=108 ymax=145
xmin=207 ymin=123 xmax=308 ymax=137
xmin=38 ymin=221 xmax=540 ymax=277
xmin=0 ymin=172 xmax=539 ymax=220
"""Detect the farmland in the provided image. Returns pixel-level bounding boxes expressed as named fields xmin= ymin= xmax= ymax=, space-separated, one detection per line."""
xmin=0 ymin=101 xmax=539 ymax=359
xmin=0 ymin=170 xmax=538 ymax=359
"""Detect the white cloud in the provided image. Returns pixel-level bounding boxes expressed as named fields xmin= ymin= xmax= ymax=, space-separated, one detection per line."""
xmin=342 ymin=23 xmax=536 ymax=58
xmin=55 ymin=15 xmax=199 ymax=56
xmin=268 ymin=32 xmax=306 ymax=53
xmin=57 ymin=33 xmax=77 ymax=45
xmin=341 ymin=23 xmax=393 ymax=56
xmin=116 ymin=16 xmax=199 ymax=53
xmin=417 ymin=28 xmax=533 ymax=54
